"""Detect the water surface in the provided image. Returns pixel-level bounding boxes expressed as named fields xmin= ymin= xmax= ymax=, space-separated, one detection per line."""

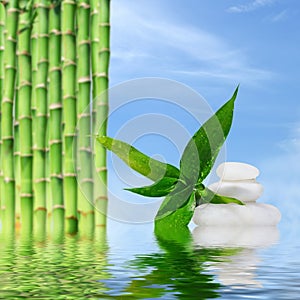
xmin=0 ymin=220 xmax=299 ymax=299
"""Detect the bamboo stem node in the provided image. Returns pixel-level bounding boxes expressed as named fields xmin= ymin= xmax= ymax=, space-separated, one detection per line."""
xmin=53 ymin=204 xmax=65 ymax=210
xmin=34 ymin=207 xmax=47 ymax=212
xmin=49 ymin=139 xmax=62 ymax=145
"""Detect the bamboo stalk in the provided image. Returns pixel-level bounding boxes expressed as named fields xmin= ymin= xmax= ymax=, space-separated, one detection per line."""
xmin=49 ymin=0 xmax=64 ymax=233
xmin=90 ymin=0 xmax=99 ymax=228
xmin=18 ymin=2 xmax=34 ymax=235
xmin=14 ymin=72 xmax=20 ymax=227
xmin=31 ymin=1 xmax=38 ymax=161
xmin=33 ymin=0 xmax=49 ymax=235
xmin=1 ymin=0 xmax=19 ymax=233
xmin=62 ymin=0 xmax=78 ymax=234
xmin=94 ymin=0 xmax=110 ymax=227
xmin=0 ymin=2 xmax=5 ymax=222
xmin=90 ymin=0 xmax=99 ymax=108
xmin=77 ymin=0 xmax=94 ymax=235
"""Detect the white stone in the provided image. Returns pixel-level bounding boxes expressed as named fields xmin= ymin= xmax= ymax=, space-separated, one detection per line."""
xmin=192 ymin=203 xmax=281 ymax=227
xmin=208 ymin=180 xmax=264 ymax=203
xmin=217 ymin=162 xmax=260 ymax=181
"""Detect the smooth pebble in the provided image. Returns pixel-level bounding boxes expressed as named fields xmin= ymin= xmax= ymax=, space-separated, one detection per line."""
xmin=192 ymin=203 xmax=281 ymax=226
xmin=208 ymin=181 xmax=263 ymax=202
xmin=217 ymin=162 xmax=260 ymax=181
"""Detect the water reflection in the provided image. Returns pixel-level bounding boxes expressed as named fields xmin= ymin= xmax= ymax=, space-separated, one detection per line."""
xmin=0 ymin=228 xmax=110 ymax=299
xmin=105 ymin=225 xmax=279 ymax=299
xmin=109 ymin=226 xmax=221 ymax=299
xmin=0 ymin=224 xmax=280 ymax=299
xmin=193 ymin=226 xmax=279 ymax=289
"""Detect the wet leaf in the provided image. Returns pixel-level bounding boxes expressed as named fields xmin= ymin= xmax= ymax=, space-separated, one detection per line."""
xmin=155 ymin=190 xmax=196 ymax=227
xmin=97 ymin=136 xmax=180 ymax=181
xmin=155 ymin=182 xmax=194 ymax=220
xmin=199 ymin=187 xmax=244 ymax=205
xmin=125 ymin=177 xmax=178 ymax=197
xmin=180 ymin=86 xmax=239 ymax=185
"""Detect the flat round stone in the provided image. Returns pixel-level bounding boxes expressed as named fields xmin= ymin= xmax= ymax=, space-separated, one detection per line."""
xmin=208 ymin=181 xmax=263 ymax=202
xmin=192 ymin=203 xmax=281 ymax=226
xmin=217 ymin=162 xmax=260 ymax=181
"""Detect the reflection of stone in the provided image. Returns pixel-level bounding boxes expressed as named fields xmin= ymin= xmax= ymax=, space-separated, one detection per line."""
xmin=193 ymin=226 xmax=279 ymax=288
xmin=192 ymin=225 xmax=279 ymax=248
xmin=209 ymin=249 xmax=263 ymax=288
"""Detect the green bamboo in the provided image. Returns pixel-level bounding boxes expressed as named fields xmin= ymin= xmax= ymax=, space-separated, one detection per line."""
xmin=94 ymin=0 xmax=110 ymax=227
xmin=90 ymin=0 xmax=99 ymax=106
xmin=14 ymin=72 xmax=20 ymax=227
xmin=30 ymin=2 xmax=37 ymax=163
xmin=49 ymin=0 xmax=64 ymax=233
xmin=33 ymin=0 xmax=49 ymax=235
xmin=18 ymin=2 xmax=34 ymax=235
xmin=1 ymin=0 xmax=19 ymax=233
xmin=0 ymin=2 xmax=5 ymax=222
xmin=62 ymin=0 xmax=78 ymax=234
xmin=77 ymin=0 xmax=94 ymax=235
xmin=90 ymin=0 xmax=99 ymax=228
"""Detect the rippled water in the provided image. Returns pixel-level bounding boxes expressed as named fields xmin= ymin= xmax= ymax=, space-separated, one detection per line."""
xmin=1 ymin=220 xmax=300 ymax=299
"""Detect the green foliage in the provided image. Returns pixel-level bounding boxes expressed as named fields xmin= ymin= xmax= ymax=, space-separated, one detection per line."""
xmin=180 ymin=85 xmax=238 ymax=185
xmin=97 ymin=86 xmax=242 ymax=228
xmin=97 ymin=136 xmax=180 ymax=181
xmin=125 ymin=177 xmax=178 ymax=197
xmin=197 ymin=187 xmax=244 ymax=206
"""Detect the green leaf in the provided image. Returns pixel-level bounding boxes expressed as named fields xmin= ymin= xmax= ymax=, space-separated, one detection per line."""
xmin=125 ymin=177 xmax=178 ymax=197
xmin=97 ymin=136 xmax=180 ymax=181
xmin=155 ymin=190 xmax=196 ymax=227
xmin=198 ymin=187 xmax=244 ymax=205
xmin=180 ymin=86 xmax=239 ymax=185
xmin=155 ymin=182 xmax=194 ymax=220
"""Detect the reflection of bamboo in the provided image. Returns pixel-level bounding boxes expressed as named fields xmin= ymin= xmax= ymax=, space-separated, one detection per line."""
xmin=0 ymin=232 xmax=110 ymax=298
xmin=0 ymin=234 xmax=15 ymax=292
xmin=61 ymin=232 xmax=110 ymax=297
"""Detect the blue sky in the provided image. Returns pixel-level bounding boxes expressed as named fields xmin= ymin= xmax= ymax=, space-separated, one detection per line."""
xmin=106 ymin=0 xmax=300 ymax=227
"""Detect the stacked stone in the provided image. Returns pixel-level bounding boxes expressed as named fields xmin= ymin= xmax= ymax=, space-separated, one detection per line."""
xmin=193 ymin=162 xmax=281 ymax=226
xmin=209 ymin=162 xmax=263 ymax=203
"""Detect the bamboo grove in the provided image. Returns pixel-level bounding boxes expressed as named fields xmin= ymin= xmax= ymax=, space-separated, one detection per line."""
xmin=0 ymin=0 xmax=110 ymax=236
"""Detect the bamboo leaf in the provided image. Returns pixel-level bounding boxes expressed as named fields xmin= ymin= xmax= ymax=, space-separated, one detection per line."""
xmin=125 ymin=177 xmax=178 ymax=197
xmin=180 ymin=86 xmax=239 ymax=185
xmin=198 ymin=187 xmax=244 ymax=205
xmin=97 ymin=136 xmax=180 ymax=181
xmin=155 ymin=189 xmax=196 ymax=227
xmin=155 ymin=182 xmax=194 ymax=220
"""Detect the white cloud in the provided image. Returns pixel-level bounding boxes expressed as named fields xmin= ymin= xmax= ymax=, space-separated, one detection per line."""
xmin=227 ymin=0 xmax=276 ymax=13
xmin=270 ymin=9 xmax=288 ymax=22
xmin=110 ymin=2 xmax=274 ymax=85
xmin=259 ymin=124 xmax=300 ymax=229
